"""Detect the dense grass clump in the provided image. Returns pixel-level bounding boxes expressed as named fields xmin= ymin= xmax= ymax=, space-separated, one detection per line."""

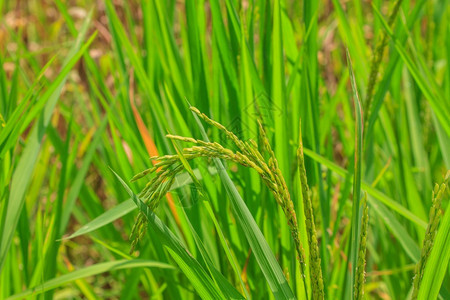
xmin=0 ymin=0 xmax=449 ymax=299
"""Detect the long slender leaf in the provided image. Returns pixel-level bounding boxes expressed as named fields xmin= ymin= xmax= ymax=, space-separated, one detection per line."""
xmin=7 ymin=260 xmax=173 ymax=299
xmin=346 ymin=50 xmax=364 ymax=299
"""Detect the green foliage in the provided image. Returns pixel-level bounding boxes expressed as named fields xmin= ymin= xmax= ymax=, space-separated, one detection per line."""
xmin=0 ymin=0 xmax=449 ymax=299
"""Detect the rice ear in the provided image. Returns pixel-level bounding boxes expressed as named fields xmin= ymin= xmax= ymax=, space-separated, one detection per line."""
xmin=354 ymin=192 xmax=369 ymax=300
xmin=131 ymin=107 xmax=310 ymax=297
xmin=411 ymin=171 xmax=449 ymax=299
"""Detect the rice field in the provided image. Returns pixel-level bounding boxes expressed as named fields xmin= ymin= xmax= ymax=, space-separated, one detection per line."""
xmin=0 ymin=0 xmax=449 ymax=299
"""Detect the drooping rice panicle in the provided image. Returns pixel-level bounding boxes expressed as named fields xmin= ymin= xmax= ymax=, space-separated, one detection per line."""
xmin=131 ymin=107 xmax=310 ymax=297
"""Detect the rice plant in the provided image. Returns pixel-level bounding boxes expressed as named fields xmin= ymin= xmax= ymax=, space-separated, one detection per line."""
xmin=0 ymin=0 xmax=449 ymax=299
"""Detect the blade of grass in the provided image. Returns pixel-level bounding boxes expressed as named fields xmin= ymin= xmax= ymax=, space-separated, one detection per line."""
xmin=204 ymin=200 xmax=251 ymax=299
xmin=0 ymin=55 xmax=57 ymax=157
xmin=372 ymin=4 xmax=450 ymax=135
xmin=346 ymin=49 xmax=364 ymax=299
xmin=59 ymin=105 xmax=111 ymax=235
xmin=6 ymin=260 xmax=173 ymax=300
xmin=303 ymin=148 xmax=426 ymax=228
xmin=303 ymin=148 xmax=422 ymax=261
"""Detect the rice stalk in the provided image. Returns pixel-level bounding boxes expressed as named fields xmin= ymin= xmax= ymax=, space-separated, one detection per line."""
xmin=411 ymin=171 xmax=449 ymax=299
xmin=297 ymin=121 xmax=325 ymax=300
xmin=354 ymin=192 xmax=369 ymax=300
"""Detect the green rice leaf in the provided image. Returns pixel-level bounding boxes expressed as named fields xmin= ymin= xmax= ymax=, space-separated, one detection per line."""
xmin=346 ymin=50 xmax=364 ymax=299
xmin=372 ymin=4 xmax=450 ymax=136
xmin=6 ymin=260 xmax=173 ymax=300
